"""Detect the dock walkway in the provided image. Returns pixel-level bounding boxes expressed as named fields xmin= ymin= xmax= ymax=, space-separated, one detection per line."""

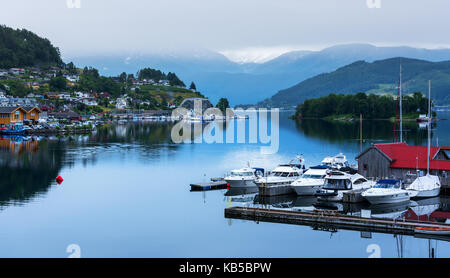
xmin=225 ymin=206 xmax=450 ymax=240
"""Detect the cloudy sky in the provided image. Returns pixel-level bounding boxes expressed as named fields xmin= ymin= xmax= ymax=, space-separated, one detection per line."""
xmin=2 ymin=0 xmax=450 ymax=62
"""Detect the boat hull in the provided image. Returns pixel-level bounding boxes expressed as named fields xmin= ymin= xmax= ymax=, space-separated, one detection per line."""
xmin=316 ymin=191 xmax=343 ymax=202
xmin=257 ymin=184 xmax=295 ymax=196
xmin=414 ymin=187 xmax=441 ymax=198
xmin=363 ymin=192 xmax=410 ymax=205
xmin=292 ymin=185 xmax=322 ymax=196
xmin=225 ymin=178 xmax=256 ymax=188
xmin=415 ymin=227 xmax=450 ymax=235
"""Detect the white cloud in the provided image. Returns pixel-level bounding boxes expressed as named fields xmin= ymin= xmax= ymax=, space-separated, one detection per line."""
xmin=219 ymin=46 xmax=302 ymax=63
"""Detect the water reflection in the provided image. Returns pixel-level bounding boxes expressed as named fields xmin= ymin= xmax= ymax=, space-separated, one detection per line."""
xmin=0 ymin=122 xmax=181 ymax=208
xmin=224 ymin=186 xmax=450 ymax=245
xmin=295 ymin=119 xmax=429 ymax=146
xmin=0 ymin=112 xmax=449 ymax=257
xmin=0 ymin=136 xmax=65 ymax=207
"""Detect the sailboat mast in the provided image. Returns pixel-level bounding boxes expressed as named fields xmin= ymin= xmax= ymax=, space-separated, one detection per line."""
xmin=399 ymin=64 xmax=403 ymax=142
xmin=427 ymin=80 xmax=431 ymax=175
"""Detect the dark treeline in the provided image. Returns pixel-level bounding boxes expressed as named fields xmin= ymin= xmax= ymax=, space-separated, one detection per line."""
xmin=0 ymin=25 xmax=62 ymax=68
xmin=137 ymin=68 xmax=186 ymax=87
xmin=77 ymin=67 xmax=123 ymax=97
xmin=296 ymin=92 xmax=430 ymax=119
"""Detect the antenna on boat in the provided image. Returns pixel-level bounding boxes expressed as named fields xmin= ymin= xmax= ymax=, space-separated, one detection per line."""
xmin=399 ymin=64 xmax=403 ymax=142
xmin=427 ymin=80 xmax=431 ymax=176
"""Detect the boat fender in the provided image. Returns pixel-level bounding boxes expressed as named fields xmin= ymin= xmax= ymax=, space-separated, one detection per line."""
xmin=56 ymin=176 xmax=64 ymax=185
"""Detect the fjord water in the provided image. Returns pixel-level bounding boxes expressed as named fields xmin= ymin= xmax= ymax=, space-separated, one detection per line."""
xmin=0 ymin=111 xmax=449 ymax=258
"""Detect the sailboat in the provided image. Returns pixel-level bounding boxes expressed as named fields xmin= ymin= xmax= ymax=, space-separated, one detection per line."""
xmin=406 ymin=80 xmax=441 ymax=198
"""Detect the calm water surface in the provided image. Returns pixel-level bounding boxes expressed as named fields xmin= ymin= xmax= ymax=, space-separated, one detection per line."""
xmin=0 ymin=111 xmax=449 ymax=258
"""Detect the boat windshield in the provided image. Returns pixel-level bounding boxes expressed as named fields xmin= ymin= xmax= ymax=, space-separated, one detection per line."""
xmin=231 ymin=171 xmax=253 ymax=177
xmin=271 ymin=172 xmax=299 ymax=177
xmin=324 ymin=178 xmax=351 ymax=190
xmin=374 ymin=182 xmax=400 ymax=189
xmin=302 ymin=174 xmax=324 ymax=179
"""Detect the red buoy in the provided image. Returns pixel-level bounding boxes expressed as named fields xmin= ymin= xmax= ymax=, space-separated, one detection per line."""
xmin=56 ymin=176 xmax=64 ymax=185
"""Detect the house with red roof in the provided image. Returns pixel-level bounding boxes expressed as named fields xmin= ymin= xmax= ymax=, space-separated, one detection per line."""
xmin=356 ymin=142 xmax=450 ymax=188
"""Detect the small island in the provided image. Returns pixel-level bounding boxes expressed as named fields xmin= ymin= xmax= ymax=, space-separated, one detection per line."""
xmin=292 ymin=92 xmax=435 ymax=122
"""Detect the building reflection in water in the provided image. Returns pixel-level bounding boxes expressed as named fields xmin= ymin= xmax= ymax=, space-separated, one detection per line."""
xmin=0 ymin=136 xmax=64 ymax=207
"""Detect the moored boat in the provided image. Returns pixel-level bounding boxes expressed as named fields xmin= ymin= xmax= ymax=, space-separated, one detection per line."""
xmin=362 ymin=179 xmax=417 ymax=205
xmin=291 ymin=165 xmax=329 ymax=196
xmin=315 ymin=170 xmax=375 ymax=202
xmin=224 ymin=167 xmax=264 ymax=188
xmin=414 ymin=226 xmax=450 ymax=235
xmin=255 ymin=156 xmax=305 ymax=196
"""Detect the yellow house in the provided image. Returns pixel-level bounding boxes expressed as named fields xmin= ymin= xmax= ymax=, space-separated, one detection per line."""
xmin=23 ymin=106 xmax=41 ymax=122
xmin=0 ymin=106 xmax=28 ymax=127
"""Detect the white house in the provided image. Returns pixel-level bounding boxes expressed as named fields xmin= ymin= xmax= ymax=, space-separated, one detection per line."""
xmin=58 ymin=92 xmax=71 ymax=99
xmin=75 ymin=91 xmax=90 ymax=98
xmin=81 ymin=98 xmax=98 ymax=106
xmin=115 ymin=98 xmax=128 ymax=109
xmin=159 ymin=80 xmax=170 ymax=86
xmin=9 ymin=68 xmax=25 ymax=75
xmin=65 ymin=75 xmax=80 ymax=82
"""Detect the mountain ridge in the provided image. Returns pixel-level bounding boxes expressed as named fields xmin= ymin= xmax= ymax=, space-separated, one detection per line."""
xmin=66 ymin=43 xmax=450 ymax=105
xmin=261 ymin=57 xmax=450 ymax=107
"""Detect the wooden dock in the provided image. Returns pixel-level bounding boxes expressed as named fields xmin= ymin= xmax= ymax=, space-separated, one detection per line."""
xmin=190 ymin=181 xmax=228 ymax=191
xmin=225 ymin=206 xmax=450 ymax=241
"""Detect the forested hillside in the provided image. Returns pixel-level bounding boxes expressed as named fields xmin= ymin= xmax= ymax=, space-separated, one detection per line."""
xmin=0 ymin=25 xmax=62 ymax=68
xmin=262 ymin=58 xmax=450 ymax=107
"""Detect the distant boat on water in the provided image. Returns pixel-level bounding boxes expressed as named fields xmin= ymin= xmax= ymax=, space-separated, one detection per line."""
xmin=416 ymin=114 xmax=431 ymax=123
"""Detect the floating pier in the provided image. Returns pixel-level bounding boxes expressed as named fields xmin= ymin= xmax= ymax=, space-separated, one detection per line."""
xmin=225 ymin=206 xmax=450 ymax=240
xmin=190 ymin=180 xmax=228 ymax=191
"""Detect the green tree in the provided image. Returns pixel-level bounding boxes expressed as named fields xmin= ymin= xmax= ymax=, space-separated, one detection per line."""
xmin=119 ymin=72 xmax=127 ymax=82
xmin=8 ymin=80 xmax=28 ymax=97
xmin=49 ymin=75 xmax=67 ymax=91
xmin=216 ymin=98 xmax=229 ymax=112
xmin=189 ymin=82 xmax=197 ymax=91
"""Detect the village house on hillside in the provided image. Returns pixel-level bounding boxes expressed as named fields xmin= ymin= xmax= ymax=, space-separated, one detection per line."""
xmin=356 ymin=142 xmax=450 ymax=188
xmin=9 ymin=68 xmax=25 ymax=75
xmin=0 ymin=105 xmax=41 ymax=127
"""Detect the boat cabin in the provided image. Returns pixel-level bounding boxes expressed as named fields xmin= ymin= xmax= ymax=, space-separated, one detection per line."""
xmin=323 ymin=171 xmax=369 ymax=191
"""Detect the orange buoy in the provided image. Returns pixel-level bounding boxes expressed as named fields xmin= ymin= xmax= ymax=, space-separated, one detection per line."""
xmin=56 ymin=176 xmax=64 ymax=185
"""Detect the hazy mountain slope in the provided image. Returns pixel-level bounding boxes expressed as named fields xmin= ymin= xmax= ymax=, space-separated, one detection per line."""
xmin=263 ymin=58 xmax=450 ymax=107
xmin=67 ymin=44 xmax=450 ymax=106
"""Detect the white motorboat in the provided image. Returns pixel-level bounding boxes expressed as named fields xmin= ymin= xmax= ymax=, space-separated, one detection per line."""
xmin=321 ymin=153 xmax=353 ymax=170
xmin=291 ymin=165 xmax=329 ymax=196
xmin=224 ymin=167 xmax=264 ymax=188
xmin=315 ymin=170 xmax=375 ymax=202
xmin=255 ymin=156 xmax=305 ymax=196
xmin=406 ymin=81 xmax=441 ymax=198
xmin=362 ymin=179 xmax=418 ymax=205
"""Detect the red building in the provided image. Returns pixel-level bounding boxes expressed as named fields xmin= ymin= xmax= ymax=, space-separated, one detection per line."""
xmin=356 ymin=143 xmax=450 ymax=188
